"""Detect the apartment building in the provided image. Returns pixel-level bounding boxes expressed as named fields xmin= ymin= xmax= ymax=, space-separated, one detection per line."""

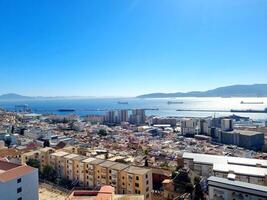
xmin=109 ymin=163 xmax=129 ymax=194
xmin=22 ymin=148 xmax=153 ymax=199
xmin=63 ymin=154 xmax=79 ymax=180
xmin=21 ymin=150 xmax=40 ymax=165
xmin=39 ymin=147 xmax=55 ymax=171
xmin=208 ymin=176 xmax=267 ymax=200
xmin=183 ymin=152 xmax=267 ymax=186
xmin=49 ymin=151 xmax=69 ymax=178
xmin=124 ymin=166 xmax=152 ymax=200
xmin=83 ymin=157 xmax=104 ymax=187
xmin=0 ymin=160 xmax=38 ymax=200
xmin=98 ymin=161 xmax=117 ymax=185
xmin=72 ymin=155 xmax=87 ymax=185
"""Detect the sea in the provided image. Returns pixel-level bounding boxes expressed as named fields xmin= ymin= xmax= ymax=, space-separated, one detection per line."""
xmin=0 ymin=97 xmax=267 ymax=121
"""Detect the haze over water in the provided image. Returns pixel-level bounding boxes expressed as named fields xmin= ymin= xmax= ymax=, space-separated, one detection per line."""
xmin=0 ymin=97 xmax=267 ymax=120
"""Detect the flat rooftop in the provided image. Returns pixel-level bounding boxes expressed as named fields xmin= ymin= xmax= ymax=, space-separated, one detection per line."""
xmin=183 ymin=152 xmax=267 ymax=168
xmin=213 ymin=163 xmax=267 ymax=177
xmin=208 ymin=176 xmax=267 ymax=197
xmin=110 ymin=163 xmax=129 ymax=171
xmin=51 ymin=151 xmax=69 ymax=157
xmin=99 ymin=161 xmax=116 ymax=168
xmin=124 ymin=166 xmax=151 ymax=175
xmin=64 ymin=154 xmax=79 ymax=159
xmin=226 ymin=130 xmax=263 ymax=136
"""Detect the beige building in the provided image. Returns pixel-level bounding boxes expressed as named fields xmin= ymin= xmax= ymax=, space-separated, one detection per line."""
xmin=22 ymin=148 xmax=153 ymax=199
xmin=63 ymin=154 xmax=80 ymax=180
xmin=124 ymin=166 xmax=152 ymax=200
xmin=49 ymin=151 xmax=69 ymax=178
xmin=39 ymin=147 xmax=55 ymax=171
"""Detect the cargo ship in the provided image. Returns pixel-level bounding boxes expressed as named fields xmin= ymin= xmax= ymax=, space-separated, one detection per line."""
xmin=117 ymin=101 xmax=128 ymax=104
xmin=240 ymin=101 xmax=264 ymax=104
xmin=167 ymin=101 xmax=183 ymax=104
xmin=58 ymin=109 xmax=75 ymax=112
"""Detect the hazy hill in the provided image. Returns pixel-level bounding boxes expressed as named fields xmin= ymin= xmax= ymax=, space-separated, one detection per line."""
xmin=0 ymin=93 xmax=33 ymax=100
xmin=137 ymin=84 xmax=267 ymax=98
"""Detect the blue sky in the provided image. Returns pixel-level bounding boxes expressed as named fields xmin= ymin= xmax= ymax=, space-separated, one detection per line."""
xmin=0 ymin=0 xmax=266 ymax=97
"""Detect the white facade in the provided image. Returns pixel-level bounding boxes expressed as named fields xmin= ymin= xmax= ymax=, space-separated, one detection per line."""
xmin=0 ymin=162 xmax=39 ymax=200
xmin=208 ymin=176 xmax=267 ymax=200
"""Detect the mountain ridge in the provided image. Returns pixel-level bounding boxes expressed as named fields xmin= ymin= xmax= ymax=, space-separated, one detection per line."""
xmin=137 ymin=84 xmax=267 ymax=98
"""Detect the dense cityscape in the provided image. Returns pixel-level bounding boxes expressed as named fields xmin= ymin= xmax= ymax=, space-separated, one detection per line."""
xmin=1 ymin=0 xmax=267 ymax=199
xmin=0 ymin=106 xmax=267 ymax=199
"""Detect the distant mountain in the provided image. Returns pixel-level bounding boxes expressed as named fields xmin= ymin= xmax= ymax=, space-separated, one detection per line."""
xmin=137 ymin=84 xmax=267 ymax=98
xmin=0 ymin=93 xmax=94 ymax=100
xmin=0 ymin=93 xmax=34 ymax=100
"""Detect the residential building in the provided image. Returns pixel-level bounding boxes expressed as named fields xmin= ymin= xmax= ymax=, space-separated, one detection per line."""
xmin=49 ymin=151 xmax=69 ymax=178
xmin=0 ymin=160 xmax=38 ymax=200
xmin=183 ymin=152 xmax=267 ymax=186
xmin=124 ymin=166 xmax=152 ymax=200
xmin=208 ymin=176 xmax=267 ymax=200
xmin=109 ymin=163 xmax=129 ymax=194
xmin=131 ymin=109 xmax=146 ymax=125
xmin=180 ymin=118 xmax=198 ymax=136
xmin=221 ymin=118 xmax=234 ymax=131
xmin=63 ymin=153 xmax=79 ymax=180
xmin=221 ymin=130 xmax=264 ymax=150
xmin=118 ymin=109 xmax=129 ymax=123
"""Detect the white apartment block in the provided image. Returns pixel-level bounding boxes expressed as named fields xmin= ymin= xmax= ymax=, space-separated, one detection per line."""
xmin=0 ymin=160 xmax=38 ymax=200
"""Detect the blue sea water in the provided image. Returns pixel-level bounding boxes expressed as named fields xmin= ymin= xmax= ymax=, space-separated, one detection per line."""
xmin=0 ymin=97 xmax=267 ymax=120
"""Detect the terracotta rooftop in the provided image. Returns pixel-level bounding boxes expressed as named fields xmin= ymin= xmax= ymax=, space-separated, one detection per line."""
xmin=0 ymin=160 xmax=36 ymax=182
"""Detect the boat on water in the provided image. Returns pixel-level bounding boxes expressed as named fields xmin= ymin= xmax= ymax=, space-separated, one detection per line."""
xmin=230 ymin=108 xmax=267 ymax=113
xmin=240 ymin=101 xmax=264 ymax=104
xmin=167 ymin=101 xmax=183 ymax=104
xmin=58 ymin=109 xmax=75 ymax=112
xmin=117 ymin=101 xmax=128 ymax=104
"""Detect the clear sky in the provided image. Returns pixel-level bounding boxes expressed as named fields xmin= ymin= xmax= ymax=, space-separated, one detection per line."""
xmin=0 ymin=0 xmax=266 ymax=97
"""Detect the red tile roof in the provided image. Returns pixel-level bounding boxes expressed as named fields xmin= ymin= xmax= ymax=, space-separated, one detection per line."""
xmin=0 ymin=160 xmax=36 ymax=182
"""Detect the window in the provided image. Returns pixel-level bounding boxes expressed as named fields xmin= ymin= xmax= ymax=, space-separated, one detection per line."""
xmin=17 ymin=178 xmax=21 ymax=183
xmin=146 ymin=174 xmax=148 ymax=179
xmin=17 ymin=187 xmax=22 ymax=193
xmin=146 ymin=180 xmax=149 ymax=185
xmin=135 ymin=183 xmax=139 ymax=187
xmin=136 ymin=176 xmax=139 ymax=181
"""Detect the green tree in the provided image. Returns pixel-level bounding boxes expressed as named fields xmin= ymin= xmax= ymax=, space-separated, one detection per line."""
xmin=26 ymin=159 xmax=40 ymax=169
xmin=4 ymin=138 xmax=12 ymax=147
xmin=43 ymin=140 xmax=50 ymax=147
xmin=98 ymin=129 xmax=107 ymax=136
xmin=42 ymin=165 xmax=57 ymax=182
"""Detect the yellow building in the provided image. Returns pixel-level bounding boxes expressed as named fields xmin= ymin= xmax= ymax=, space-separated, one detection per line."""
xmin=63 ymin=154 xmax=79 ymax=180
xmin=49 ymin=151 xmax=69 ymax=178
xmin=82 ymin=157 xmax=98 ymax=187
xmin=98 ymin=161 xmax=117 ymax=185
xmin=21 ymin=148 xmax=153 ymax=200
xmin=124 ymin=166 xmax=152 ymax=200
xmin=39 ymin=147 xmax=55 ymax=172
xmin=72 ymin=155 xmax=87 ymax=185
xmin=21 ymin=150 xmax=40 ymax=165
xmin=109 ymin=163 xmax=129 ymax=194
